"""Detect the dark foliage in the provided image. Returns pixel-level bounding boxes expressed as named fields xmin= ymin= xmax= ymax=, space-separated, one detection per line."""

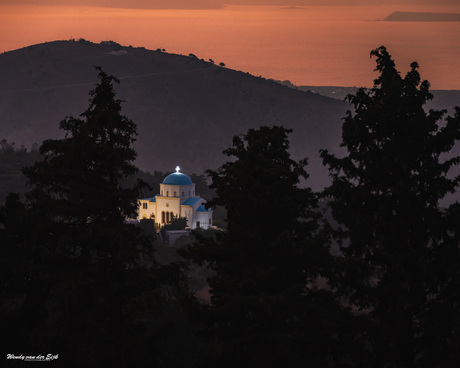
xmin=182 ymin=126 xmax=351 ymax=367
xmin=2 ymin=45 xmax=458 ymax=367
xmin=0 ymin=68 xmax=203 ymax=367
xmin=160 ymin=215 xmax=188 ymax=240
xmin=321 ymin=46 xmax=460 ymax=366
xmin=0 ymin=140 xmax=40 ymax=205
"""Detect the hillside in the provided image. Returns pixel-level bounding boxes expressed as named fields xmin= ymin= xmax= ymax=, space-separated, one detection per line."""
xmin=0 ymin=40 xmax=348 ymax=190
xmin=295 ymin=85 xmax=460 ymax=113
xmin=384 ymin=11 xmax=460 ymax=22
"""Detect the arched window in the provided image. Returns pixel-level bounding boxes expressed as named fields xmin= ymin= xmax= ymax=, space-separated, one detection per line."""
xmin=174 ymin=191 xmax=176 ymax=197
xmin=166 ymin=212 xmax=170 ymax=223
xmin=196 ymin=221 xmax=200 ymax=228
xmin=161 ymin=211 xmax=165 ymax=223
xmin=170 ymin=212 xmax=174 ymax=221
xmin=161 ymin=190 xmax=163 ymax=196
xmin=209 ymin=218 xmax=211 ymax=225
xmin=166 ymin=191 xmax=169 ymax=197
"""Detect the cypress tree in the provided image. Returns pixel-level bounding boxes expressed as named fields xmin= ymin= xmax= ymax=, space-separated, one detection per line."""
xmin=183 ymin=126 xmax=348 ymax=367
xmin=321 ymin=46 xmax=460 ymax=366
xmin=0 ymin=68 xmax=179 ymax=367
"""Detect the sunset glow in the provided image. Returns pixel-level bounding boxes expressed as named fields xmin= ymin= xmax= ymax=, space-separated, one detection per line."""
xmin=2 ymin=3 xmax=460 ymax=89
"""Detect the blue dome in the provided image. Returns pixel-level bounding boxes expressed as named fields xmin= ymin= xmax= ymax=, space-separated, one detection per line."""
xmin=197 ymin=205 xmax=210 ymax=212
xmin=162 ymin=172 xmax=193 ymax=185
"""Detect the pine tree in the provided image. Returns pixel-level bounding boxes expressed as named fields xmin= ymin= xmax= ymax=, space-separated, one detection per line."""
xmin=321 ymin=46 xmax=460 ymax=366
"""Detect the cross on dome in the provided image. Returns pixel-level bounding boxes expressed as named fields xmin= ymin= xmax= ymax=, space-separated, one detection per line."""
xmin=175 ymin=166 xmax=180 ymax=173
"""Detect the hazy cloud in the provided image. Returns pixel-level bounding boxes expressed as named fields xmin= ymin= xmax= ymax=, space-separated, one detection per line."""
xmin=1 ymin=0 xmax=458 ymax=8
xmin=0 ymin=0 xmax=224 ymax=9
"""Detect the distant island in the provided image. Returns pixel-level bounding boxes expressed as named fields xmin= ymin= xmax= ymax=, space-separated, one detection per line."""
xmin=384 ymin=11 xmax=460 ymax=22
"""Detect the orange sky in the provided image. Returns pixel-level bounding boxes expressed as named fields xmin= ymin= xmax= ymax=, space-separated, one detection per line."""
xmin=1 ymin=0 xmax=459 ymax=6
xmin=1 ymin=2 xmax=460 ymax=89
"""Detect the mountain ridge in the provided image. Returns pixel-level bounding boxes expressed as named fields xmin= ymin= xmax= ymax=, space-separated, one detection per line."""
xmin=3 ymin=40 xmax=459 ymax=194
xmin=0 ymin=40 xmax=350 ymax=190
xmin=384 ymin=11 xmax=460 ymax=22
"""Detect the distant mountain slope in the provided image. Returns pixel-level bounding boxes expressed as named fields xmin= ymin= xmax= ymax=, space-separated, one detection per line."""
xmin=0 ymin=40 xmax=348 ymax=190
xmin=274 ymin=81 xmax=459 ymax=110
xmin=294 ymin=85 xmax=460 ymax=113
xmin=384 ymin=11 xmax=460 ymax=22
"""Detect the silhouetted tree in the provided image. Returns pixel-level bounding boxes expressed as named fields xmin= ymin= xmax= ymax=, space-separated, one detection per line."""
xmin=0 ymin=68 xmax=199 ymax=367
xmin=321 ymin=46 xmax=460 ymax=366
xmin=423 ymin=199 xmax=460 ymax=366
xmin=182 ymin=126 xmax=350 ymax=367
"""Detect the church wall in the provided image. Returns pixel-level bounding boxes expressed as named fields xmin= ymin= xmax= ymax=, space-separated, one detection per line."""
xmin=156 ymin=196 xmax=181 ymax=225
xmin=180 ymin=206 xmax=194 ymax=228
xmin=159 ymin=183 xmax=195 ymax=199
xmin=137 ymin=170 xmax=212 ymax=231
xmin=138 ymin=199 xmax=157 ymax=221
xmin=194 ymin=210 xmax=213 ymax=229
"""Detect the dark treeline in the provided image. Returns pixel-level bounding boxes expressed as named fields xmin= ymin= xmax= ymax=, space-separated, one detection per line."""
xmin=0 ymin=141 xmax=41 ymax=205
xmin=0 ymin=149 xmax=225 ymax=230
xmin=0 ymin=152 xmax=212 ymax=205
xmin=1 ymin=47 xmax=460 ymax=367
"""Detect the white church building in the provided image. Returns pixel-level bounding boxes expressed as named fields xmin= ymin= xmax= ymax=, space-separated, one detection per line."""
xmin=137 ymin=167 xmax=212 ymax=230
